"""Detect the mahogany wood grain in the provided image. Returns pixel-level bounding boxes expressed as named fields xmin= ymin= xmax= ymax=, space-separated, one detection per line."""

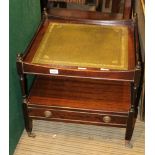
xmin=28 ymin=103 xmax=129 ymax=115
xmin=27 ymin=76 xmax=131 ymax=112
xmin=30 ymin=116 xmax=126 ymax=128
xmin=23 ymin=63 xmax=135 ymax=81
xmin=28 ymin=106 xmax=127 ymax=127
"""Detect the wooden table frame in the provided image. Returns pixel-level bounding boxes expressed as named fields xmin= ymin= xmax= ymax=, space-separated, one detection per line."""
xmin=16 ymin=10 xmax=142 ymax=148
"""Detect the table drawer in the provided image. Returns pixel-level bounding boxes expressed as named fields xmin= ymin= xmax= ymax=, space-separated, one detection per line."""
xmin=28 ymin=107 xmax=127 ymax=127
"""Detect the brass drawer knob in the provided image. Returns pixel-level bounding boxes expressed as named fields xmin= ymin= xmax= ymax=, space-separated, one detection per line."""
xmin=103 ymin=116 xmax=111 ymax=123
xmin=44 ymin=110 xmax=52 ymax=118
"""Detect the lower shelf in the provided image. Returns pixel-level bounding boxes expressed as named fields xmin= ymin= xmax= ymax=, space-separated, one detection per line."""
xmin=28 ymin=76 xmax=131 ymax=113
xmin=24 ymin=76 xmax=137 ymax=142
xmin=26 ymin=76 xmax=130 ymax=127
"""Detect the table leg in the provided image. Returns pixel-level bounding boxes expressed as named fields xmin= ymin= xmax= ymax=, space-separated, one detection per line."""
xmin=17 ymin=54 xmax=35 ymax=137
xmin=125 ymin=82 xmax=137 ymax=148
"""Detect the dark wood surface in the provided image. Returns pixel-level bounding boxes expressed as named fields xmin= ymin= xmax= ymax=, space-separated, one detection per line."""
xmin=23 ymin=64 xmax=135 ymax=81
xmin=28 ymin=106 xmax=127 ymax=127
xmin=16 ymin=8 xmax=141 ymax=145
xmin=28 ymin=76 xmax=131 ymax=112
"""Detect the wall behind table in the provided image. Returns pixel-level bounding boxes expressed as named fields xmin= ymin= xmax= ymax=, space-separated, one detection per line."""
xmin=9 ymin=0 xmax=41 ymax=154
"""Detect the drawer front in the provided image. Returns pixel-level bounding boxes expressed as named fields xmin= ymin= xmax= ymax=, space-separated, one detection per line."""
xmin=28 ymin=107 xmax=127 ymax=127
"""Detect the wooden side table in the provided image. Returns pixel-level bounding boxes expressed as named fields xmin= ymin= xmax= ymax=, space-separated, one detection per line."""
xmin=16 ymin=10 xmax=142 ymax=148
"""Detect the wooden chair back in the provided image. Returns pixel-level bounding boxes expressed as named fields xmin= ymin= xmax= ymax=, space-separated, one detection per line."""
xmin=98 ymin=0 xmax=133 ymax=19
xmin=41 ymin=0 xmax=133 ymax=19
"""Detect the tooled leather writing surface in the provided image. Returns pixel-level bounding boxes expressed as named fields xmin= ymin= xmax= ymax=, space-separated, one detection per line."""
xmin=32 ymin=22 xmax=128 ymax=70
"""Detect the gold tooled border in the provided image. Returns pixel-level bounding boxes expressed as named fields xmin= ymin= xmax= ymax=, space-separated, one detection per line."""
xmin=32 ymin=23 xmax=128 ymax=70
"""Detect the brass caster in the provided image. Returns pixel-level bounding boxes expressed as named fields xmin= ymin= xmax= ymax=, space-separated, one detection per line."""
xmin=125 ymin=140 xmax=133 ymax=148
xmin=27 ymin=132 xmax=36 ymax=138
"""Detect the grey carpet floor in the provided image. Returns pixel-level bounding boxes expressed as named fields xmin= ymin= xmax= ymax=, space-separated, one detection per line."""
xmin=14 ymin=119 xmax=144 ymax=155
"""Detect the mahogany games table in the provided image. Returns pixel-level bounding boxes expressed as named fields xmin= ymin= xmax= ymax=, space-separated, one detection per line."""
xmin=16 ymin=10 xmax=142 ymax=148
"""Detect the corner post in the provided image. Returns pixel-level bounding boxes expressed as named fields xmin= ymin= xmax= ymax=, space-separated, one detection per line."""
xmin=125 ymin=82 xmax=136 ymax=148
xmin=125 ymin=61 xmax=142 ymax=148
xmin=16 ymin=54 xmax=35 ymax=137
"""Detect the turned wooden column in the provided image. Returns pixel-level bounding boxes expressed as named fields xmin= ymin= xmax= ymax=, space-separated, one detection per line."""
xmin=125 ymin=82 xmax=136 ymax=148
xmin=16 ymin=54 xmax=35 ymax=137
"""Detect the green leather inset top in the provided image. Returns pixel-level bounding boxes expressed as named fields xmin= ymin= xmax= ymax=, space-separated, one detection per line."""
xmin=32 ymin=22 xmax=128 ymax=70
